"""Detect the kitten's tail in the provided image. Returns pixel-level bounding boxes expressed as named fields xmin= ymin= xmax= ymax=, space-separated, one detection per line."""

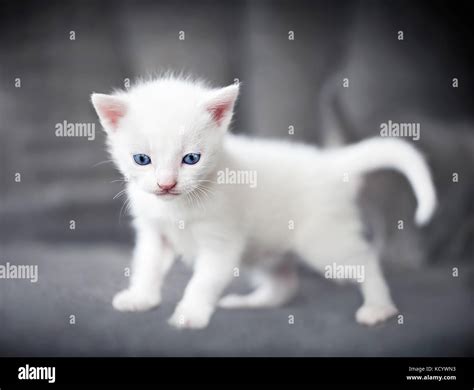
xmin=331 ymin=138 xmax=437 ymax=226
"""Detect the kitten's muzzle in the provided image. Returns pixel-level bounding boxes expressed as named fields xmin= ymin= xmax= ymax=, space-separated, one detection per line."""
xmin=154 ymin=182 xmax=180 ymax=196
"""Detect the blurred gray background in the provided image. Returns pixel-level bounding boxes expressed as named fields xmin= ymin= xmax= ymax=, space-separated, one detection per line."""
xmin=0 ymin=0 xmax=473 ymax=356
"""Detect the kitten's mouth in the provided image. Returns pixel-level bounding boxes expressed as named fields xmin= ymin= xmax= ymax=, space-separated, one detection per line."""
xmin=154 ymin=190 xmax=181 ymax=197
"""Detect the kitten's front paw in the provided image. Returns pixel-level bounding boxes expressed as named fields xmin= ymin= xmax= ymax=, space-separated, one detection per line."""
xmin=112 ymin=289 xmax=161 ymax=312
xmin=355 ymin=304 xmax=398 ymax=326
xmin=168 ymin=301 xmax=213 ymax=329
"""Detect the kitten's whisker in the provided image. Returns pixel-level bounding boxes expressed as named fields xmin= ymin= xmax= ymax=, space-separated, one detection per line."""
xmin=194 ymin=189 xmax=205 ymax=210
xmin=196 ymin=184 xmax=215 ymax=198
xmin=184 ymin=187 xmax=197 ymax=209
xmin=187 ymin=180 xmax=216 ymax=196
xmin=189 ymin=190 xmax=199 ymax=209
xmin=196 ymin=185 xmax=212 ymax=202
xmin=92 ymin=159 xmax=114 ymax=167
xmin=110 ymin=179 xmax=128 ymax=184
xmin=190 ymin=187 xmax=201 ymax=209
xmin=193 ymin=187 xmax=206 ymax=210
xmin=113 ymin=189 xmax=127 ymax=200
xmin=119 ymin=196 xmax=132 ymax=224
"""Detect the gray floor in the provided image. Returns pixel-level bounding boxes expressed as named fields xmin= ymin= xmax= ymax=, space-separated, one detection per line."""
xmin=1 ymin=242 xmax=473 ymax=357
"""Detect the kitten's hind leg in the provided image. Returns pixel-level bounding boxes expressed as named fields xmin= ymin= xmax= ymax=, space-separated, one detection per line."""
xmin=295 ymin=231 xmax=398 ymax=326
xmin=219 ymin=264 xmax=298 ymax=309
xmin=355 ymin=255 xmax=398 ymax=326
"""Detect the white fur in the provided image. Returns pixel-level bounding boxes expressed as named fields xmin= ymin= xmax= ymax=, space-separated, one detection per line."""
xmin=91 ymin=77 xmax=437 ymax=329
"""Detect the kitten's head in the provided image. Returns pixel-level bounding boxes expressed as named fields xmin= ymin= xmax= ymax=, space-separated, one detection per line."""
xmin=91 ymin=77 xmax=239 ymax=200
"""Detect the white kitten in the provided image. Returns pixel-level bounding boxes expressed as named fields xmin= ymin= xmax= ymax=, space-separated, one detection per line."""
xmin=91 ymin=76 xmax=437 ymax=329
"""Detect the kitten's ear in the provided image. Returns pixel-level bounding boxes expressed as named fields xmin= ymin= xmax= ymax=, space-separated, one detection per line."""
xmin=90 ymin=93 xmax=128 ymax=133
xmin=204 ymin=84 xmax=239 ymax=128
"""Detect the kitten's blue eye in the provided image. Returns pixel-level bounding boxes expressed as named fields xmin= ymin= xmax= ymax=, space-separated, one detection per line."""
xmin=182 ymin=153 xmax=201 ymax=165
xmin=133 ymin=154 xmax=151 ymax=166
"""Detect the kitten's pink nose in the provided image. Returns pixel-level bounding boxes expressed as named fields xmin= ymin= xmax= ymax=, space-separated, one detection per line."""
xmin=158 ymin=181 xmax=177 ymax=191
